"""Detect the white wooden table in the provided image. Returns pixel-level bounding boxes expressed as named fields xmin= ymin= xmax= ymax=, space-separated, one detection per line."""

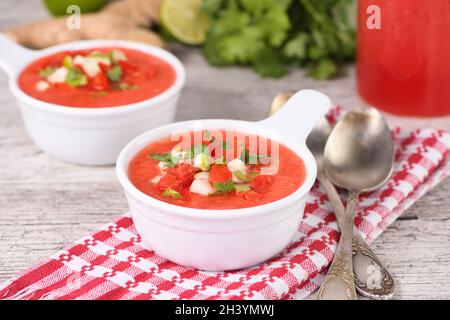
xmin=1 ymin=0 xmax=449 ymax=299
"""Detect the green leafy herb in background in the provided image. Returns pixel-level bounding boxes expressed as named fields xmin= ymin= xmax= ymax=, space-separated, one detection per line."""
xmin=201 ymin=0 xmax=356 ymax=79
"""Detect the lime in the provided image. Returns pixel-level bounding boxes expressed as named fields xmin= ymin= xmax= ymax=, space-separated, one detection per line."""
xmin=160 ymin=0 xmax=211 ymax=45
xmin=43 ymin=0 xmax=108 ymax=17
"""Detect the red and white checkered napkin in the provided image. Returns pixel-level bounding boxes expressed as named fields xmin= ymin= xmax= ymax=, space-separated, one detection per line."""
xmin=1 ymin=108 xmax=450 ymax=300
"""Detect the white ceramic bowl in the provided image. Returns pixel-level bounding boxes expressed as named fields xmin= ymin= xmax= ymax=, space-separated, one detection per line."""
xmin=0 ymin=34 xmax=185 ymax=166
xmin=116 ymin=90 xmax=331 ymax=271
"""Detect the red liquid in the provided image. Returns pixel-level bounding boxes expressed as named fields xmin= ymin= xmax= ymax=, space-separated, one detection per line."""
xmin=357 ymin=0 xmax=450 ymax=116
xmin=19 ymin=47 xmax=176 ymax=108
xmin=128 ymin=131 xmax=306 ymax=210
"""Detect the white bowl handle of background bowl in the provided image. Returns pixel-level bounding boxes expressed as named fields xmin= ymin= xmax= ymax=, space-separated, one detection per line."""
xmin=0 ymin=33 xmax=37 ymax=78
xmin=259 ymin=89 xmax=331 ymax=143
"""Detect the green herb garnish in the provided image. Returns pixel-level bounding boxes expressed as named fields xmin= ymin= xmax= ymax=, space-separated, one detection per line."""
xmin=117 ymin=82 xmax=140 ymax=90
xmin=239 ymin=148 xmax=271 ymax=165
xmin=151 ymin=152 xmax=171 ymax=162
xmin=65 ymin=68 xmax=87 ymax=87
xmin=150 ymin=153 xmax=177 ymax=167
xmin=62 ymin=55 xmax=73 ymax=69
xmin=248 ymin=171 xmax=260 ymax=178
xmin=118 ymin=82 xmax=130 ymax=90
xmin=38 ymin=67 xmax=57 ymax=78
xmin=213 ymin=180 xmax=235 ymax=194
xmin=234 ymin=170 xmax=250 ymax=182
xmin=107 ymin=65 xmax=123 ymax=82
xmin=162 ymin=188 xmax=182 ymax=199
xmin=201 ymin=0 xmax=356 ymax=79
xmin=90 ymin=51 xmax=109 ymax=58
xmin=235 ymin=184 xmax=251 ymax=193
xmin=188 ymin=144 xmax=210 ymax=160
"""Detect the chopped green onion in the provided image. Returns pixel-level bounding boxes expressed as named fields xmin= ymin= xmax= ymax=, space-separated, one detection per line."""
xmin=62 ymin=55 xmax=73 ymax=68
xmin=162 ymin=188 xmax=182 ymax=199
xmin=235 ymin=184 xmax=251 ymax=193
xmin=234 ymin=170 xmax=250 ymax=182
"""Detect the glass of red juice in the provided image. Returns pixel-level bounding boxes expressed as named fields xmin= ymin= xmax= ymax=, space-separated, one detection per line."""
xmin=357 ymin=0 xmax=450 ymax=117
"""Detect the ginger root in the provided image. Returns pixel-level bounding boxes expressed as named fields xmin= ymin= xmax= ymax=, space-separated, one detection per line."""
xmin=4 ymin=0 xmax=164 ymax=49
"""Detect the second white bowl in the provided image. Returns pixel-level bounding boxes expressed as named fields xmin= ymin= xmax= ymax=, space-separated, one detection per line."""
xmin=0 ymin=35 xmax=186 ymax=166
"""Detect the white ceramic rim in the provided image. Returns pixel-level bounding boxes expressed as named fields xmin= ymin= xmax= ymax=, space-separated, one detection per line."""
xmin=8 ymin=39 xmax=186 ymax=117
xmin=116 ymin=119 xmax=318 ymax=220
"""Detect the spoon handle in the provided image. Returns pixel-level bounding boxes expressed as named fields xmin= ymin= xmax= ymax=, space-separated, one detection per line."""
xmin=317 ymin=173 xmax=395 ymax=299
xmin=352 ymin=236 xmax=395 ymax=299
xmin=316 ymin=190 xmax=359 ymax=300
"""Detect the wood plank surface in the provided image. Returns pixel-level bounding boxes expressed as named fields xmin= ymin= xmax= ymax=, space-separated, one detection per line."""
xmin=0 ymin=0 xmax=449 ymax=299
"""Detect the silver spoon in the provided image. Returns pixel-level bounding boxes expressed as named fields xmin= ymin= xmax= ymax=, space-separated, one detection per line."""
xmin=316 ymin=107 xmax=395 ymax=300
xmin=271 ymin=91 xmax=395 ymax=299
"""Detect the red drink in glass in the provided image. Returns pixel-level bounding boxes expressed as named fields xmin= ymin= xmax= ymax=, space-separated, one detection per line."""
xmin=357 ymin=0 xmax=450 ymax=117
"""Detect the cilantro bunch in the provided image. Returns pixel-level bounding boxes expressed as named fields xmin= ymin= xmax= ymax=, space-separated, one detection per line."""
xmin=201 ymin=0 xmax=356 ymax=79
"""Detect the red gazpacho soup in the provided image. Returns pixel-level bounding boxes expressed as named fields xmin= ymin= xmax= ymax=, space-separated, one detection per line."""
xmin=18 ymin=47 xmax=176 ymax=108
xmin=128 ymin=130 xmax=306 ymax=210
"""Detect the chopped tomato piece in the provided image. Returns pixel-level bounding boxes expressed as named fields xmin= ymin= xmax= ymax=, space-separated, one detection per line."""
xmin=156 ymin=174 xmax=182 ymax=192
xmin=208 ymin=164 xmax=232 ymax=184
xmin=119 ymin=60 xmax=137 ymax=73
xmin=99 ymin=63 xmax=111 ymax=73
xmin=168 ymin=163 xmax=196 ymax=187
xmin=250 ymin=175 xmax=273 ymax=192
xmin=89 ymin=72 xmax=109 ymax=91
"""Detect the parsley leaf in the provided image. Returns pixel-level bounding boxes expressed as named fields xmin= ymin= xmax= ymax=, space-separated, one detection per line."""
xmin=283 ymin=33 xmax=309 ymax=59
xmin=213 ymin=180 xmax=235 ymax=194
xmin=150 ymin=152 xmax=177 ymax=167
xmin=65 ymin=68 xmax=87 ymax=87
xmin=200 ymin=0 xmax=356 ymax=79
xmin=107 ymin=65 xmax=123 ymax=82
xmin=150 ymin=153 xmax=171 ymax=162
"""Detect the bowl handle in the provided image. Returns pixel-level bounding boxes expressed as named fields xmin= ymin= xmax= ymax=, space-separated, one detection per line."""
xmin=0 ymin=33 xmax=36 ymax=78
xmin=259 ymin=89 xmax=331 ymax=143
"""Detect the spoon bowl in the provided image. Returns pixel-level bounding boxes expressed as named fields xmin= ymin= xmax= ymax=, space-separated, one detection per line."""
xmin=324 ymin=107 xmax=394 ymax=192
